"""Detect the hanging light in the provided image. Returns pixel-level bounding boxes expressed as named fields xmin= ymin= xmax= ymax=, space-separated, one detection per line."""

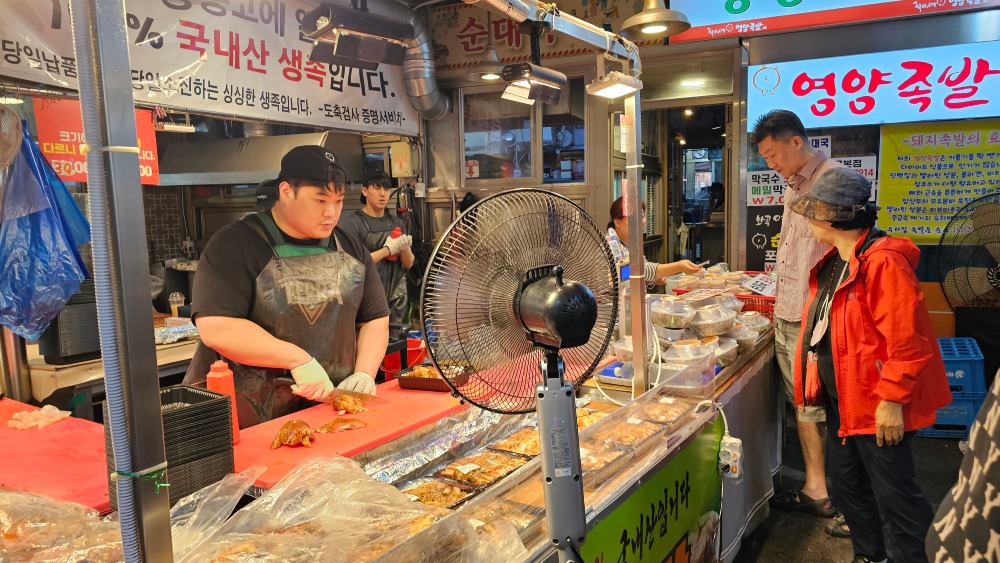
xmin=501 ymin=63 xmax=566 ymax=105
xmin=0 ymin=96 xmax=23 ymax=105
xmin=619 ymin=0 xmax=690 ymax=41
xmin=468 ymin=13 xmax=504 ymax=81
xmin=587 ymin=70 xmax=642 ymax=99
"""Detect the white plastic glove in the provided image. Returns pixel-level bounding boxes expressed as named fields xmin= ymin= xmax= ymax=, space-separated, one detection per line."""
xmin=384 ymin=235 xmax=404 ymax=255
xmin=398 ymin=234 xmax=413 ymax=253
xmin=338 ymin=372 xmax=377 ymax=395
xmin=290 ymin=358 xmax=334 ymax=401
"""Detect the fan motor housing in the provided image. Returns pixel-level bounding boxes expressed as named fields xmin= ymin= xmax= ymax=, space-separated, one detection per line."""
xmin=515 ymin=266 xmax=598 ymax=350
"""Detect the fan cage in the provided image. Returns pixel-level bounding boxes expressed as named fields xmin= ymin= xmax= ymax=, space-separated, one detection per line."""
xmin=937 ymin=193 xmax=1000 ymax=310
xmin=420 ymin=189 xmax=619 ymax=414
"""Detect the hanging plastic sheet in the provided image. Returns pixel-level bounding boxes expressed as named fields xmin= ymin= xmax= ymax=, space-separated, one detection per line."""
xmin=0 ymin=120 xmax=89 ymax=341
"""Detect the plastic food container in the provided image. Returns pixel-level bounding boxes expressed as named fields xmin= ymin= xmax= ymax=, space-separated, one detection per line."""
xmin=738 ymin=311 xmax=772 ymax=335
xmin=690 ymin=304 xmax=737 ymax=337
xmin=699 ymin=336 xmax=719 ymax=350
xmin=650 ymin=297 xmax=696 ymax=329
xmin=660 ymin=358 xmax=716 ymax=399
xmin=715 ymin=338 xmax=739 ymax=367
xmin=612 ymin=336 xmax=654 ymax=363
xmin=657 ymin=340 xmax=715 ymax=383
xmin=707 ymin=263 xmax=729 ymax=274
xmin=652 ymin=325 xmax=687 ymax=349
xmin=699 ymin=277 xmax=727 ymax=290
xmin=399 ymin=478 xmax=477 ymax=509
xmin=674 ymin=276 xmax=700 ymax=290
xmin=714 ymin=294 xmax=745 ymax=313
xmin=726 ymin=325 xmax=759 ymax=354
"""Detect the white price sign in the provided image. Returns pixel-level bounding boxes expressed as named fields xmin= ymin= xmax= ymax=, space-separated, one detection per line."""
xmin=742 ymin=274 xmax=777 ymax=297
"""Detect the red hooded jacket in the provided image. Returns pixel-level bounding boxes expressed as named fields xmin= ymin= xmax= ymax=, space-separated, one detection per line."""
xmin=794 ymin=229 xmax=951 ymax=437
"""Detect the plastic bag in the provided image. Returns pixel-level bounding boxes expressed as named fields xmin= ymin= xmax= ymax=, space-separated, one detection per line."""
xmin=6 ymin=404 xmax=71 ymax=429
xmin=0 ymin=128 xmax=87 ymax=341
xmin=0 ymin=489 xmax=123 ymax=562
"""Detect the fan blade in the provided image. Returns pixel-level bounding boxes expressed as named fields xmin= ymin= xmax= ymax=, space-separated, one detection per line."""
xmin=972 ymin=202 xmax=1000 ymax=262
xmin=943 ymin=267 xmax=1000 ymax=308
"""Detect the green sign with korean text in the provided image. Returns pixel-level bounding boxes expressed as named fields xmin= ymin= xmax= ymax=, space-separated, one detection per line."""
xmin=581 ymin=417 xmax=724 ymax=563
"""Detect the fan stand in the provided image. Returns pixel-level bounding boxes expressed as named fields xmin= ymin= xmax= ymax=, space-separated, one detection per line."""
xmin=537 ymin=350 xmax=587 ymax=563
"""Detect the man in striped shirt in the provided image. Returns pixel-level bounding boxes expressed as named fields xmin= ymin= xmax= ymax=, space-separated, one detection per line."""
xmin=751 ymin=110 xmax=845 ymax=525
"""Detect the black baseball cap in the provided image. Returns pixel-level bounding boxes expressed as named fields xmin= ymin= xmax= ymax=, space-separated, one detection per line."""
xmin=255 ymin=145 xmax=346 ymax=211
xmin=789 ymin=167 xmax=877 ymax=222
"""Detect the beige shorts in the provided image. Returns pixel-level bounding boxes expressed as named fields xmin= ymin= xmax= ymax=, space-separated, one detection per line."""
xmin=774 ymin=317 xmax=826 ymax=423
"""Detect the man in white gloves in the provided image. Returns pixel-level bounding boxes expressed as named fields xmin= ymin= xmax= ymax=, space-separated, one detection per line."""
xmin=339 ymin=172 xmax=416 ymax=336
xmin=184 ymin=146 xmax=389 ymax=427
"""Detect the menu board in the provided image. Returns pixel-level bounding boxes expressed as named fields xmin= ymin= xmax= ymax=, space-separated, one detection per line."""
xmin=878 ymin=119 xmax=1000 ymax=243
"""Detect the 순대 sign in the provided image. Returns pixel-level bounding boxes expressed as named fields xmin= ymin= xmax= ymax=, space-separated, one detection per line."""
xmin=0 ymin=1 xmax=419 ymax=136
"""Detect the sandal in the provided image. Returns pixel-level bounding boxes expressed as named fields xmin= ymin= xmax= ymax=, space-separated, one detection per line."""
xmin=825 ymin=513 xmax=851 ymax=538
xmin=770 ymin=490 xmax=838 ymax=518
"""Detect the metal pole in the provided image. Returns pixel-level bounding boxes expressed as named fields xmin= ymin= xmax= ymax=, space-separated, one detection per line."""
xmin=68 ymin=0 xmax=173 ymax=560
xmin=623 ymin=92 xmax=648 ymax=395
xmin=0 ymin=328 xmax=31 ymax=401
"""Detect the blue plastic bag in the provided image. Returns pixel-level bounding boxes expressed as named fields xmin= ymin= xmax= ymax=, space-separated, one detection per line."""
xmin=0 ymin=130 xmax=87 ymax=341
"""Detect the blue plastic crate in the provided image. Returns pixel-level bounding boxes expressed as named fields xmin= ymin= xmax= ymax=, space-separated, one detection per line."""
xmin=938 ymin=337 xmax=985 ymax=398
xmin=916 ymin=394 xmax=984 ymax=439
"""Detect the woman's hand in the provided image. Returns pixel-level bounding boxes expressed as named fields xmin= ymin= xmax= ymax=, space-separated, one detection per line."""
xmin=672 ymin=260 xmax=703 ymax=275
xmin=875 ymin=400 xmax=904 ymax=446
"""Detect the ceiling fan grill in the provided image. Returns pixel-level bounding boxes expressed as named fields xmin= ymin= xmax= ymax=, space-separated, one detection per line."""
xmin=420 ymin=189 xmax=618 ymax=414
xmin=937 ymin=192 xmax=1000 ymax=310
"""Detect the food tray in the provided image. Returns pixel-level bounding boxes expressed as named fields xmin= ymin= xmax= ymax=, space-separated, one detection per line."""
xmin=398 ymin=477 xmax=479 ymax=509
xmin=490 ymin=426 xmax=541 ymax=457
xmin=395 ymin=365 xmax=469 ymax=392
xmin=435 ymin=450 xmax=529 ymax=487
xmin=636 ymin=396 xmax=696 ymax=426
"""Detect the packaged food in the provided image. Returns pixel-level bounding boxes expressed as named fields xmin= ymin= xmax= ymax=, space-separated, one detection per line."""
xmin=738 ymin=311 xmax=772 ymax=335
xmin=674 ymin=276 xmax=700 ymax=290
xmin=661 ymin=360 xmax=716 ymax=399
xmin=699 ymin=277 xmax=727 ymax=290
xmin=591 ymin=417 xmax=662 ymax=448
xmin=714 ymin=294 xmax=745 ymax=313
xmin=726 ymin=325 xmax=759 ymax=354
xmin=638 ymin=396 xmax=695 ymax=425
xmin=437 ymin=450 xmax=528 ymax=486
xmin=690 ymin=304 xmax=737 ymax=337
xmin=658 ymin=340 xmax=715 ymax=379
xmin=577 ymin=409 xmax=608 ymax=430
xmin=650 ymin=297 xmax=696 ymax=329
xmin=399 ymin=478 xmax=477 ymax=509
xmin=700 ymin=336 xmax=719 ymax=350
xmin=715 ymin=338 xmax=739 ymax=367
xmin=706 ymin=263 xmax=729 ymax=275
xmin=652 ymin=325 xmax=687 ymax=351
xmin=491 ymin=426 xmax=541 ymax=456
xmin=613 ymin=336 xmax=635 ymax=362
xmin=723 ymin=271 xmax=745 ymax=285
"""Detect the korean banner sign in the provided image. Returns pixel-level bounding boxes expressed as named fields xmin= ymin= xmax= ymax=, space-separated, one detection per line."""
xmin=34 ymin=99 xmax=160 ymax=184
xmin=0 ymin=1 xmax=419 ymax=136
xmin=879 ymin=119 xmax=1000 ymax=243
xmin=670 ymin=0 xmax=999 ymax=44
xmin=747 ymin=40 xmax=1000 ymax=129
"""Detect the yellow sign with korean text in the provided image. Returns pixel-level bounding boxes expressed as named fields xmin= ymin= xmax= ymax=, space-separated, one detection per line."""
xmin=879 ymin=119 xmax=1000 ymax=243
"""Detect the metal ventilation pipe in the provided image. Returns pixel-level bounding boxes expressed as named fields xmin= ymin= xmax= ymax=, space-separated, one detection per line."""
xmin=328 ymin=0 xmax=451 ymax=121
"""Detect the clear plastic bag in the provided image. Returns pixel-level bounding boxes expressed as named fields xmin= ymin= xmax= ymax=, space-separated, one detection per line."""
xmin=0 ymin=128 xmax=87 ymax=341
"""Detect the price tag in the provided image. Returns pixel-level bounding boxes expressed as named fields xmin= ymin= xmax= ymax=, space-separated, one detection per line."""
xmin=742 ymin=274 xmax=777 ymax=297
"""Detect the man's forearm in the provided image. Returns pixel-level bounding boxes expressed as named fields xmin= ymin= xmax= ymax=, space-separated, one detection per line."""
xmin=196 ymin=316 xmax=311 ymax=370
xmin=355 ymin=316 xmax=390 ymax=376
xmin=370 ymin=246 xmax=392 ymax=264
xmin=401 ymin=247 xmax=415 ymax=269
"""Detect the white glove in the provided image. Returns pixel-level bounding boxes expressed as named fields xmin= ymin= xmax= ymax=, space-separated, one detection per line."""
xmin=338 ymin=372 xmax=377 ymax=395
xmin=290 ymin=358 xmax=334 ymax=401
xmin=384 ymin=235 xmax=404 ymax=255
xmin=398 ymin=234 xmax=413 ymax=253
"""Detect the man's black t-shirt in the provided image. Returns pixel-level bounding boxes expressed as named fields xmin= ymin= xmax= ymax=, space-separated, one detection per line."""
xmin=191 ymin=212 xmax=389 ymax=325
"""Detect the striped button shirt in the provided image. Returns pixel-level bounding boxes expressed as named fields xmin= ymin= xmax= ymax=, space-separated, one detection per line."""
xmin=774 ymin=154 xmax=843 ymax=322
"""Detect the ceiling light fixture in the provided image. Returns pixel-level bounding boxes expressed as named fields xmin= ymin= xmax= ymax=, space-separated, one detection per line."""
xmin=586 ymin=71 xmax=642 ymax=99
xmin=619 ymin=0 xmax=690 ymax=41
xmin=500 ymin=20 xmax=565 ymax=106
xmin=680 ymin=79 xmax=705 ymax=87
xmin=468 ymin=13 xmax=504 ymax=81
xmin=676 ymin=133 xmax=686 ymax=146
xmin=0 ymin=96 xmax=23 ymax=105
xmin=501 ymin=62 xmax=566 ymax=105
xmin=301 ymin=4 xmax=412 ymax=68
xmin=155 ymin=122 xmax=196 ymax=133
xmin=684 ymin=108 xmax=694 ymax=117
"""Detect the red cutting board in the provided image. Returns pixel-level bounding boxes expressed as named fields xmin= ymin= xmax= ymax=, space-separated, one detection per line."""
xmin=0 ymin=399 xmax=110 ymax=513
xmin=234 ymin=379 xmax=466 ymax=490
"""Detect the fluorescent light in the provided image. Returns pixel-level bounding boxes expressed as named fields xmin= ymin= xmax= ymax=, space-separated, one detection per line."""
xmin=684 ymin=108 xmax=693 ymax=117
xmin=501 ymin=83 xmax=535 ymax=105
xmin=681 ymin=79 xmax=705 ymax=87
xmin=155 ymin=122 xmax=196 ymax=133
xmin=0 ymin=96 xmax=23 ymax=105
xmin=586 ymin=71 xmax=643 ymax=99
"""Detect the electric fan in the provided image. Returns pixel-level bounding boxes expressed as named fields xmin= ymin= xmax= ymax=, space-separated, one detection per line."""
xmin=420 ymin=189 xmax=618 ymax=562
xmin=937 ymin=193 xmax=1000 ymax=309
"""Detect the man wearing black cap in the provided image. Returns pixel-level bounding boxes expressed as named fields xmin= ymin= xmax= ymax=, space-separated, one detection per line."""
xmin=184 ymin=145 xmax=390 ymax=428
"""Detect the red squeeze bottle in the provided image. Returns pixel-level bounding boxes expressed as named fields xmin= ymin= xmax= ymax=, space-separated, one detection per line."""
xmin=386 ymin=227 xmax=402 ymax=261
xmin=207 ymin=360 xmax=240 ymax=444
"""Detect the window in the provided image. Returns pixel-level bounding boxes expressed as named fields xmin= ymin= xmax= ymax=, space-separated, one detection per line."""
xmin=463 ymin=91 xmax=532 ymax=180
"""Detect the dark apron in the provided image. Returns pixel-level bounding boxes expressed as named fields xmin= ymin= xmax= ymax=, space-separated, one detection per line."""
xmin=353 ymin=210 xmax=408 ymax=331
xmin=184 ymin=213 xmax=366 ymax=428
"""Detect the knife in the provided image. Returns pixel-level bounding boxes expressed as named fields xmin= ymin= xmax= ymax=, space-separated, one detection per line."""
xmin=275 ymin=377 xmax=388 ymax=405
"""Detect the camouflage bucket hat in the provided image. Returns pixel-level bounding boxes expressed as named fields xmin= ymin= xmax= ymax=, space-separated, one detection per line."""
xmin=789 ymin=167 xmax=873 ymax=222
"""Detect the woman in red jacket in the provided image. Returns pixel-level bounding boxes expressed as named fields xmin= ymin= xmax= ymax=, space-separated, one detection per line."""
xmin=790 ymin=167 xmax=951 ymax=563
